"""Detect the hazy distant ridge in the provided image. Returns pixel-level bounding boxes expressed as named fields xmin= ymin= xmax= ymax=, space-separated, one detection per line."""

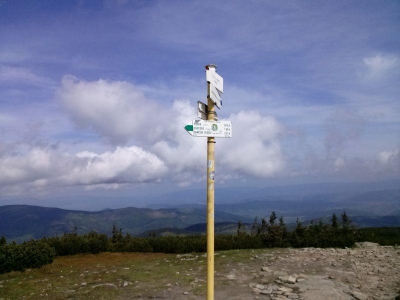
xmin=0 ymin=205 xmax=251 ymax=242
xmin=1 ymin=186 xmax=399 ymax=242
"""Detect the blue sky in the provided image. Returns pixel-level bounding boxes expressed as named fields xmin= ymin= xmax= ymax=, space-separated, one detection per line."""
xmin=0 ymin=0 xmax=399 ymax=206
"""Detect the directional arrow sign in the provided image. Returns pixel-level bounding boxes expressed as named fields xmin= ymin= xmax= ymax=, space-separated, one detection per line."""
xmin=206 ymin=65 xmax=223 ymax=109
xmin=191 ymin=120 xmax=232 ymax=138
xmin=185 ymin=124 xmax=193 ymax=135
xmin=209 ymin=84 xmax=222 ymax=109
xmin=206 ymin=69 xmax=223 ymax=93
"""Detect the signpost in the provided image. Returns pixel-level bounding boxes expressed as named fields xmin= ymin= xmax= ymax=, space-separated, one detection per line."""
xmin=184 ymin=65 xmax=230 ymax=300
xmin=186 ymin=120 xmax=232 ymax=138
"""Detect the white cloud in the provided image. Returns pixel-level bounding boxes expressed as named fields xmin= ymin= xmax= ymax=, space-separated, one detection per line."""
xmin=219 ymin=111 xmax=285 ymax=177
xmin=0 ymin=146 xmax=167 ymax=193
xmin=14 ymin=75 xmax=392 ymax=192
xmin=59 ymin=76 xmax=168 ymax=145
xmin=58 ymin=76 xmax=206 ymax=184
xmin=378 ymin=149 xmax=400 ymax=165
xmin=363 ymin=54 xmax=399 ymax=80
xmin=153 ymin=107 xmax=287 ymax=181
xmin=58 ymin=77 xmax=289 ymax=183
xmin=64 ymin=146 xmax=167 ymax=185
xmin=0 ymin=64 xmax=52 ymax=86
xmin=0 ymin=148 xmax=59 ymax=185
xmin=152 ymin=100 xmax=205 ymax=178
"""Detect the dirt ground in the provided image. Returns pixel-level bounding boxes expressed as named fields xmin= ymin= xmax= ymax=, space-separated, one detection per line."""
xmin=0 ymin=243 xmax=399 ymax=300
xmin=141 ymin=243 xmax=400 ymax=300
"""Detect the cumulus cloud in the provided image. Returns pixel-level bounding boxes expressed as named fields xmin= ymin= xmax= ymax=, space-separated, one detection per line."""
xmin=3 ymin=72 xmax=397 ymax=195
xmin=219 ymin=111 xmax=285 ymax=177
xmin=59 ymin=77 xmax=288 ymax=185
xmin=0 ymin=148 xmax=55 ymax=185
xmin=2 ymin=71 xmax=398 ymax=194
xmin=0 ymin=146 xmax=167 ymax=193
xmin=152 ymin=100 xmax=205 ymax=185
xmin=153 ymin=108 xmax=287 ymax=182
xmin=59 ymin=76 xmax=168 ymax=145
xmin=66 ymin=147 xmax=167 ymax=185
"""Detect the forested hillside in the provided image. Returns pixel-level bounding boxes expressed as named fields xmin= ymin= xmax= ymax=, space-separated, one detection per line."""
xmin=0 ymin=205 xmax=251 ymax=242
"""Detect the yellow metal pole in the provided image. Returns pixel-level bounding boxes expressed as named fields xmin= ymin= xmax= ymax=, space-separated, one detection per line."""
xmin=206 ymin=80 xmax=215 ymax=300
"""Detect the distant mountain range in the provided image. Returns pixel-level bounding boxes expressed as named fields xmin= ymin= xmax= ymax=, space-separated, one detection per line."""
xmin=150 ymin=189 xmax=400 ymax=224
xmin=0 ymin=205 xmax=252 ymax=243
xmin=1 ymin=180 xmax=399 ymax=211
xmin=1 ymin=181 xmax=399 ymax=243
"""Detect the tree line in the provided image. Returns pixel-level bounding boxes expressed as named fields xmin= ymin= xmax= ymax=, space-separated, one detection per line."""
xmin=1 ymin=211 xmax=398 ymax=274
xmin=240 ymin=211 xmax=356 ymax=248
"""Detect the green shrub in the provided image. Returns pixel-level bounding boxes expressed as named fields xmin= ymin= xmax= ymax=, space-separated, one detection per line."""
xmin=44 ymin=231 xmax=109 ymax=256
xmin=111 ymin=235 xmax=153 ymax=253
xmin=0 ymin=240 xmax=55 ymax=274
xmin=149 ymin=236 xmax=206 ymax=253
xmin=216 ymin=235 xmax=264 ymax=251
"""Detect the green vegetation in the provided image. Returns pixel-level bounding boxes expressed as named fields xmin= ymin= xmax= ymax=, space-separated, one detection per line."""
xmin=356 ymin=227 xmax=400 ymax=246
xmin=0 ymin=205 xmax=254 ymax=243
xmin=0 ymin=248 xmax=279 ymax=299
xmin=0 ymin=239 xmax=55 ymax=274
xmin=1 ymin=211 xmax=399 ymax=275
xmin=44 ymin=231 xmax=109 ymax=256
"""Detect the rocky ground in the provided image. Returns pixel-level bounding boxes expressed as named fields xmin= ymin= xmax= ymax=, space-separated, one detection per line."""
xmin=153 ymin=242 xmax=400 ymax=300
xmin=243 ymin=242 xmax=400 ymax=300
xmin=0 ymin=242 xmax=399 ymax=299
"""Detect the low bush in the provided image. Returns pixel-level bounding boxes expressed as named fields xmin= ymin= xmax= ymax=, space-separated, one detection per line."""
xmin=0 ymin=239 xmax=55 ymax=274
xmin=45 ymin=231 xmax=109 ymax=256
xmin=0 ymin=211 xmax=373 ymax=275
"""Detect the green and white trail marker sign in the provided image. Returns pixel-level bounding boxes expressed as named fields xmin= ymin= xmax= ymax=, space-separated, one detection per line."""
xmin=185 ymin=120 xmax=232 ymax=138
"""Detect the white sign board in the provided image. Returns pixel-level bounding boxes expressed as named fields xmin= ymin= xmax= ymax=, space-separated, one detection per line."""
xmin=206 ymin=69 xmax=223 ymax=93
xmin=192 ymin=120 xmax=232 ymax=138
xmin=206 ymin=65 xmax=223 ymax=109
xmin=197 ymin=101 xmax=207 ymax=113
xmin=197 ymin=101 xmax=208 ymax=120
xmin=209 ymin=85 xmax=222 ymax=109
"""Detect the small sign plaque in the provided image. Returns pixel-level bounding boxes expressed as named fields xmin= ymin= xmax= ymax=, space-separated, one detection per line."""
xmin=191 ymin=120 xmax=232 ymax=138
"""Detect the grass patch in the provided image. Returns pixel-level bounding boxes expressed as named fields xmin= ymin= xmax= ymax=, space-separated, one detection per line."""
xmin=0 ymin=252 xmax=187 ymax=299
xmin=0 ymin=248 xmax=279 ymax=299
